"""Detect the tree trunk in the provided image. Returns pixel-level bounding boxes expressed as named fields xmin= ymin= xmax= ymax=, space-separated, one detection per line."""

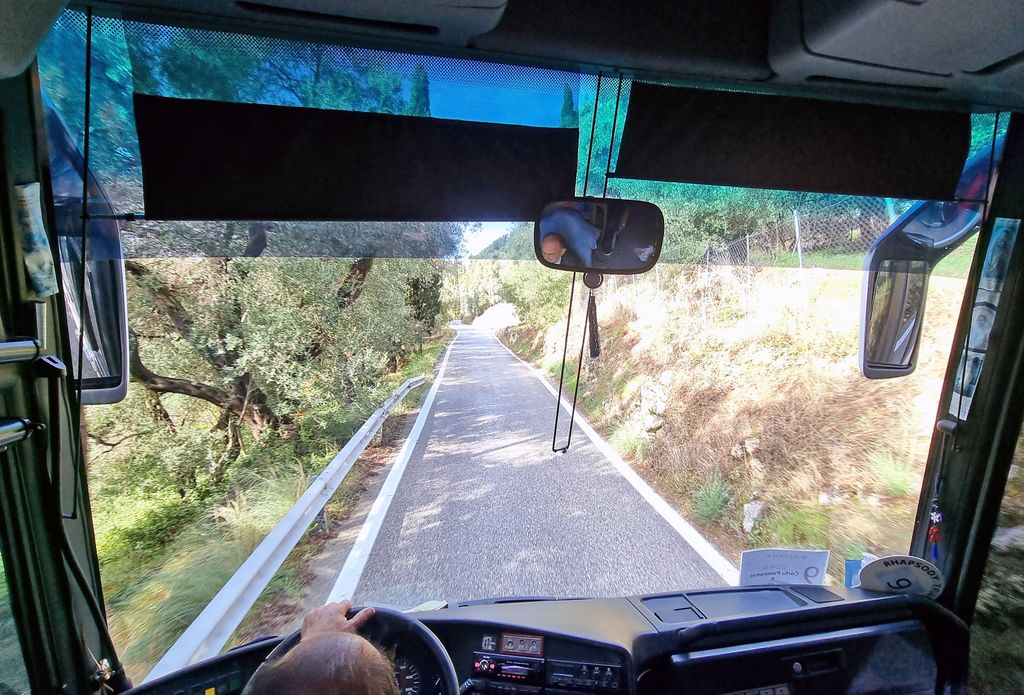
xmin=129 ymin=333 xmax=286 ymax=439
xmin=338 ymin=258 xmax=373 ymax=308
xmin=145 ymin=390 xmax=176 ymax=433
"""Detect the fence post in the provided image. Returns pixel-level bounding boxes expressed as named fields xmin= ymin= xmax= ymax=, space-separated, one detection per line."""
xmin=701 ymin=247 xmax=710 ymax=324
xmin=745 ymin=233 xmax=751 ymax=283
xmin=793 ymin=209 xmax=804 ymax=269
xmin=884 ymin=197 xmax=897 ymax=224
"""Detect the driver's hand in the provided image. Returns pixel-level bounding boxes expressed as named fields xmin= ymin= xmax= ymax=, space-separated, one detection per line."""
xmin=301 ymin=600 xmax=375 ymax=641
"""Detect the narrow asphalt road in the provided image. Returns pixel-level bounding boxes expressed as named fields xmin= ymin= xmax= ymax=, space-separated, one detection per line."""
xmin=352 ymin=325 xmax=725 ymax=607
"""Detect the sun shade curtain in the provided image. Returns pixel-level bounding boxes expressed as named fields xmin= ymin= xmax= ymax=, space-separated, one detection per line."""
xmin=615 ymin=82 xmax=972 ymax=201
xmin=133 ymin=95 xmax=579 ymax=221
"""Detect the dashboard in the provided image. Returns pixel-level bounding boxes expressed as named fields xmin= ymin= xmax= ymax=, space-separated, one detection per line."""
xmin=415 ymin=585 xmax=963 ymax=695
xmin=127 ymin=585 xmax=966 ymax=695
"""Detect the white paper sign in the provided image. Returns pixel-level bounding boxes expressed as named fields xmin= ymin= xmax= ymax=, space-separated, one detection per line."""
xmin=739 ymin=548 xmax=830 ymax=586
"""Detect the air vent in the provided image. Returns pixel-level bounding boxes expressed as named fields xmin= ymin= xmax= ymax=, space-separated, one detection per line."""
xmin=806 ymin=75 xmax=946 ymax=94
xmin=966 ymin=50 xmax=1024 ymax=76
xmin=236 ymin=0 xmax=507 ymax=45
xmin=236 ymin=1 xmax=438 ymax=35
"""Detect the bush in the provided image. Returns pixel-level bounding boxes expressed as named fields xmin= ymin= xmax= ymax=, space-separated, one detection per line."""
xmin=868 ymin=448 xmax=915 ymax=497
xmin=764 ymin=505 xmax=830 ymax=548
xmin=109 ymin=463 xmax=313 ymax=678
xmin=691 ymin=472 xmax=731 ymax=524
xmin=609 ymin=419 xmax=650 ymax=460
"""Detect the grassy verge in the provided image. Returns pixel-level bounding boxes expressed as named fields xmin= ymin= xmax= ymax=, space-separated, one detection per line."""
xmin=744 ymin=235 xmax=976 ymax=278
xmin=228 ymin=339 xmax=445 ymax=646
xmin=98 ymin=335 xmax=450 ymax=680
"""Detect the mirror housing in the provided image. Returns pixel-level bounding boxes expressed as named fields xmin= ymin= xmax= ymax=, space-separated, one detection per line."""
xmin=45 ymin=97 xmax=129 ymax=404
xmin=535 ymin=198 xmax=664 ymax=274
xmin=860 ymin=200 xmax=982 ymax=379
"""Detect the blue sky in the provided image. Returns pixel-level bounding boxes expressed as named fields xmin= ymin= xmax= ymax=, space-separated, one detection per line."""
xmin=406 ymin=55 xmax=579 ymax=127
xmin=464 ymin=221 xmax=515 ymax=256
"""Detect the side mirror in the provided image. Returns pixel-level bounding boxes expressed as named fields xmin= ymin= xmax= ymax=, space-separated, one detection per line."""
xmin=45 ymin=97 xmax=129 ymax=404
xmin=535 ymin=198 xmax=664 ymax=274
xmin=860 ymin=200 xmax=981 ymax=379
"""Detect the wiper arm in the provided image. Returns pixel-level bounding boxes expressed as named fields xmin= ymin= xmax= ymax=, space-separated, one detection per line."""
xmin=456 ymin=595 xmax=587 ymax=607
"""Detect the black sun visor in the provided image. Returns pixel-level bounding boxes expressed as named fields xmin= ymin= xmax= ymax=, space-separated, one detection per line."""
xmin=133 ymin=95 xmax=579 ymax=221
xmin=615 ymin=82 xmax=971 ymax=201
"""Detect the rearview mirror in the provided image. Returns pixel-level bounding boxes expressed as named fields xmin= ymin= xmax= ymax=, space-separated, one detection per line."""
xmin=860 ymin=200 xmax=982 ymax=379
xmin=535 ymin=198 xmax=664 ymax=274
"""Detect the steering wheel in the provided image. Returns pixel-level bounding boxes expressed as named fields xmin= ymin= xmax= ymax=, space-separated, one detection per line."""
xmin=247 ymin=606 xmax=459 ymax=695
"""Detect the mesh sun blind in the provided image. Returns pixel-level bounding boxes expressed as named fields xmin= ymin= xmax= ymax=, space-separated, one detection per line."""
xmin=37 ymin=11 xmax=1007 ymax=267
xmin=37 ymin=10 xmax=596 ymax=257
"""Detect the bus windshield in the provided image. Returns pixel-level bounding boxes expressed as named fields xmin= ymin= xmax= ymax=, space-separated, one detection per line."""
xmin=28 ymin=8 xmax=1008 ymax=681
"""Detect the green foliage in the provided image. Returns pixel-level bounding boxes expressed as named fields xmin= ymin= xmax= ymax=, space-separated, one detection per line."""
xmin=609 ymin=419 xmax=650 ymax=460
xmin=106 ymin=456 xmax=330 ymax=676
xmin=408 ymin=63 xmax=431 ymax=117
xmin=407 ymin=272 xmax=443 ymax=329
xmin=82 ymin=255 xmax=451 ymax=675
xmin=476 ymin=222 xmax=535 ymax=261
xmin=764 ymin=505 xmax=830 ymax=548
xmin=500 ymin=263 xmax=572 ymax=329
xmin=452 ymin=225 xmax=573 ymax=327
xmin=559 ymin=84 xmax=578 ymax=128
xmin=868 ymin=448 xmax=915 ymax=497
xmin=691 ymin=472 xmax=731 ymax=524
xmin=969 ymin=112 xmax=1010 ymax=161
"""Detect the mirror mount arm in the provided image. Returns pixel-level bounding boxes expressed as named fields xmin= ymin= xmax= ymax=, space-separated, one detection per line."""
xmin=552 ymin=273 xmax=595 ymax=454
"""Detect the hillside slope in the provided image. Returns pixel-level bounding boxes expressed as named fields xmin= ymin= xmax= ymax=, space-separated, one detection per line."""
xmin=498 ymin=263 xmax=966 ymax=579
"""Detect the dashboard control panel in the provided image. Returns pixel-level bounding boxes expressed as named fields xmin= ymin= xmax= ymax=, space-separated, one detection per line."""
xmin=470 ymin=650 xmax=622 ymax=693
xmin=546 ymin=659 xmax=622 ymax=691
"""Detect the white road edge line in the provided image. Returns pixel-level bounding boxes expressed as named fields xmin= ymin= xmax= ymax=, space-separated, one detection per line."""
xmin=494 ymin=331 xmax=740 ymax=586
xmin=327 ymin=333 xmax=459 ymax=603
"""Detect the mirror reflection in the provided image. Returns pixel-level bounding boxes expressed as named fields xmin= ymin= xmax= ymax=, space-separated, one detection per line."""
xmin=863 ymin=259 xmax=929 ymax=371
xmin=535 ymin=198 xmax=664 ymax=274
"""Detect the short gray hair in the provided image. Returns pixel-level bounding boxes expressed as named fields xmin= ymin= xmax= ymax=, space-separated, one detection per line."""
xmin=244 ymin=633 xmax=398 ymax=695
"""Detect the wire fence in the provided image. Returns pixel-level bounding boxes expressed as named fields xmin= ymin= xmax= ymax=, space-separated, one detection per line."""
xmin=700 ymin=196 xmax=901 ymax=271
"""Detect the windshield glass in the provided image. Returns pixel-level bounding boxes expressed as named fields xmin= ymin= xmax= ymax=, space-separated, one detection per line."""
xmin=37 ymin=9 xmax=1008 ymax=680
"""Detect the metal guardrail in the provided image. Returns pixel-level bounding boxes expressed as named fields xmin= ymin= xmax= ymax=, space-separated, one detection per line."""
xmin=145 ymin=375 xmax=426 ymax=682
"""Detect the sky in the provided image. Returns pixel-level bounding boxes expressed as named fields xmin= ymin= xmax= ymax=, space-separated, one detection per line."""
xmin=463 ymin=221 xmax=515 ymax=256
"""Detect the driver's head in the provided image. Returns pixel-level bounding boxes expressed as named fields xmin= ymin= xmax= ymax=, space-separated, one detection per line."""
xmin=541 ymin=233 xmax=567 ymax=263
xmin=244 ymin=632 xmax=398 ymax=695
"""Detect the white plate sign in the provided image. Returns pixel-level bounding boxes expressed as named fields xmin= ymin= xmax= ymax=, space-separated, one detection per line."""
xmin=858 ymin=555 xmax=944 ymax=598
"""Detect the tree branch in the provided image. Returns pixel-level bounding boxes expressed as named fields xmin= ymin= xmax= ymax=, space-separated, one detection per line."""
xmin=127 ymin=260 xmax=233 ymax=369
xmin=125 ymin=260 xmax=193 ymax=339
xmin=129 ymin=333 xmax=233 ymax=410
xmin=87 ymin=430 xmax=155 ymax=451
xmin=244 ymin=221 xmax=269 ymax=258
xmin=337 ymin=258 xmax=373 ymax=308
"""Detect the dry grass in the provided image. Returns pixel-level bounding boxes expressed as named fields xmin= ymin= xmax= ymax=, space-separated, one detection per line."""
xmin=508 ymin=263 xmax=966 ymax=579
